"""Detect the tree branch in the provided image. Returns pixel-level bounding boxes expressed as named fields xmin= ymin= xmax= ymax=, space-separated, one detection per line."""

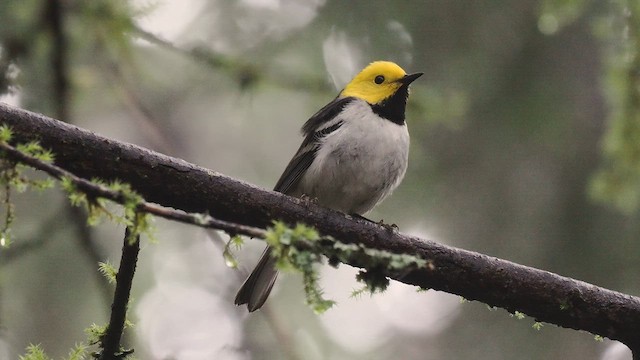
xmin=0 ymin=140 xmax=267 ymax=239
xmin=100 ymin=227 xmax=139 ymax=360
xmin=1 ymin=102 xmax=640 ymax=352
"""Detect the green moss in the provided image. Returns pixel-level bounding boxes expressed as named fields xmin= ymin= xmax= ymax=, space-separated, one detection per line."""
xmin=223 ymin=235 xmax=244 ymax=269
xmin=19 ymin=344 xmax=52 ymax=360
xmin=265 ymin=221 xmax=428 ymax=313
xmin=0 ymin=125 xmax=12 ymax=142
xmin=98 ymin=261 xmax=118 ymax=285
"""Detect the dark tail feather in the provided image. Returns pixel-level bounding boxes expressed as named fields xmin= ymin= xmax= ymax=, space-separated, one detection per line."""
xmin=235 ymin=247 xmax=279 ymax=312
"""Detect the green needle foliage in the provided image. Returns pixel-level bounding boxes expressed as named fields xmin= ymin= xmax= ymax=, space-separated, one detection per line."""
xmin=0 ymin=126 xmax=55 ymax=246
xmin=0 ymin=125 xmax=12 ymax=142
xmin=19 ymin=344 xmax=52 ymax=360
xmin=594 ymin=335 xmax=605 ymax=342
xmin=512 ymin=311 xmax=526 ymax=320
xmin=265 ymin=221 xmax=427 ymax=313
xmin=266 ymin=221 xmax=335 ymax=313
xmin=85 ymin=323 xmax=107 ymax=347
xmin=67 ymin=344 xmax=89 ymax=360
xmin=58 ymin=175 xmax=156 ymax=242
xmin=0 ymin=129 xmax=145 ymax=358
xmin=98 ymin=261 xmax=118 ymax=285
xmin=19 ymin=343 xmax=89 ymax=360
xmin=223 ymin=235 xmax=244 ymax=269
xmin=532 ymin=322 xmax=544 ymax=331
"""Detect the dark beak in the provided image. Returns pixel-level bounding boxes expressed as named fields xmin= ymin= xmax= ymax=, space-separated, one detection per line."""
xmin=399 ymin=72 xmax=423 ymax=85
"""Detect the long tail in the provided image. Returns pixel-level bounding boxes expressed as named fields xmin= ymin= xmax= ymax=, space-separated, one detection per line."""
xmin=234 ymin=247 xmax=279 ymax=312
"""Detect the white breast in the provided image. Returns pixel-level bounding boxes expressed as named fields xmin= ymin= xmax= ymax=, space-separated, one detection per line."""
xmin=296 ymin=100 xmax=410 ymax=214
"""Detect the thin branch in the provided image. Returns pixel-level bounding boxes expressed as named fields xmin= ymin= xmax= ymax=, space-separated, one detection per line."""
xmin=100 ymin=227 xmax=139 ymax=360
xmin=0 ymin=140 xmax=267 ymax=239
xmin=1 ymin=103 xmax=640 ymax=352
xmin=131 ymin=26 xmax=331 ymax=93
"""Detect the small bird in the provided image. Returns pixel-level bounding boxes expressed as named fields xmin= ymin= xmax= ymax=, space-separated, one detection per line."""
xmin=235 ymin=61 xmax=422 ymax=312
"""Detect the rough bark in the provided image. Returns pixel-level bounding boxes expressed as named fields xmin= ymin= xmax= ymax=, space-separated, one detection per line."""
xmin=1 ymin=102 xmax=639 ymax=352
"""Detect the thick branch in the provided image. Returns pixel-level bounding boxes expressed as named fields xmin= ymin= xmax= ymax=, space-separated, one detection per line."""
xmin=1 ymin=102 xmax=640 ymax=350
xmin=0 ymin=139 xmax=267 ymax=238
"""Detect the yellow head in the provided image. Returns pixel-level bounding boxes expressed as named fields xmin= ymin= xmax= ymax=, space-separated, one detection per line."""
xmin=340 ymin=61 xmax=422 ymax=105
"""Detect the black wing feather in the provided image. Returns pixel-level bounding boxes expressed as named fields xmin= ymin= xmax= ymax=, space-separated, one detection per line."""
xmin=301 ymin=96 xmax=354 ymax=134
xmin=273 ymin=96 xmax=355 ymax=194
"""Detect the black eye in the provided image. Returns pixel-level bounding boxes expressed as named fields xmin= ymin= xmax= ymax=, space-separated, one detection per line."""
xmin=374 ymin=75 xmax=385 ymax=84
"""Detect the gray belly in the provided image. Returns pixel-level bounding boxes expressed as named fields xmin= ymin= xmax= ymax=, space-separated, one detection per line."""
xmin=296 ymin=137 xmax=408 ymax=214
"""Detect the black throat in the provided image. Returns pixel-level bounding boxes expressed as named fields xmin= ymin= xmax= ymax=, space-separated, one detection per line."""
xmin=370 ymin=85 xmax=410 ymax=125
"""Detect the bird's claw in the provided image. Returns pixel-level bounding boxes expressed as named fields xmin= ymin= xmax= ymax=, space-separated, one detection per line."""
xmin=377 ymin=219 xmax=399 ymax=232
xmin=347 ymin=215 xmax=399 ymax=231
xmin=300 ymin=194 xmax=318 ymax=204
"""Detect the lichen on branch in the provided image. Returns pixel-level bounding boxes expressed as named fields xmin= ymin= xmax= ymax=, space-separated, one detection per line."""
xmin=264 ymin=221 xmax=428 ymax=313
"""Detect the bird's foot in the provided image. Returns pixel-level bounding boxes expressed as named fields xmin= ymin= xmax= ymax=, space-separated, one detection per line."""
xmin=349 ymin=213 xmax=375 ymax=224
xmin=348 ymin=214 xmax=399 ymax=232
xmin=376 ymin=219 xmax=399 ymax=232
xmin=300 ymin=194 xmax=318 ymax=204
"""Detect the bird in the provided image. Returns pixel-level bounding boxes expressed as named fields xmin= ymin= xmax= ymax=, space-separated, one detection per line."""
xmin=235 ymin=61 xmax=422 ymax=312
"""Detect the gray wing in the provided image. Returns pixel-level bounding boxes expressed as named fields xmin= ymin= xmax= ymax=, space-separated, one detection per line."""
xmin=273 ymin=96 xmax=354 ymax=194
xmin=234 ymin=247 xmax=278 ymax=312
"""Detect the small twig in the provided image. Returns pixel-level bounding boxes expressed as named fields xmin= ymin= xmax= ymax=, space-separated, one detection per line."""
xmin=100 ymin=227 xmax=139 ymax=360
xmin=143 ymin=203 xmax=265 ymax=238
xmin=132 ymin=25 xmax=241 ymax=72
xmin=1 ymin=166 xmax=13 ymax=241
xmin=131 ymin=26 xmax=330 ymax=93
xmin=0 ymin=140 xmax=267 ymax=239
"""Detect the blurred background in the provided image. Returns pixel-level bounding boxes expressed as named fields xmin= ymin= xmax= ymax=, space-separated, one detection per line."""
xmin=1 ymin=0 xmax=639 ymax=359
